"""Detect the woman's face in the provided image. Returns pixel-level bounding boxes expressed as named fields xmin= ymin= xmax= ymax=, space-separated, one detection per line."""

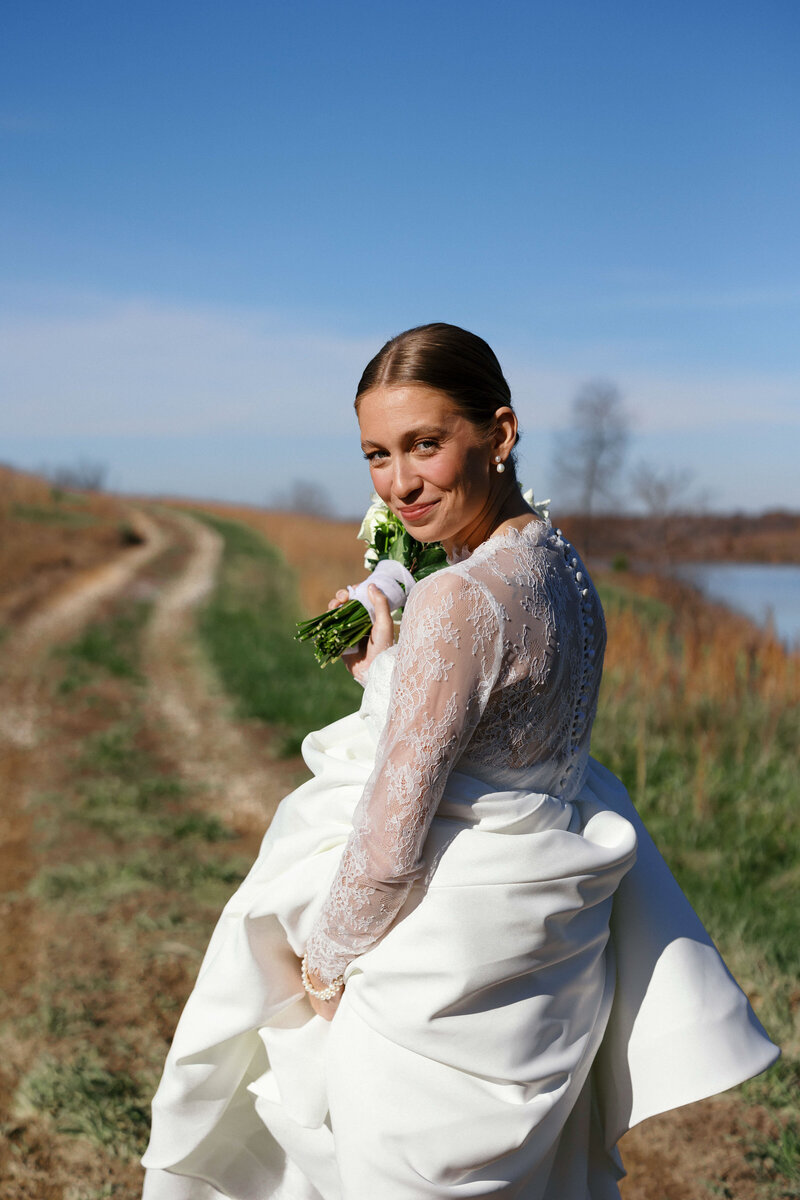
xmin=357 ymin=384 xmax=497 ymax=549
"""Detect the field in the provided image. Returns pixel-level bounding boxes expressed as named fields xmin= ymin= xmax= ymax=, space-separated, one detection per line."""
xmin=0 ymin=472 xmax=797 ymax=1199
xmin=0 ymin=465 xmax=143 ymax=629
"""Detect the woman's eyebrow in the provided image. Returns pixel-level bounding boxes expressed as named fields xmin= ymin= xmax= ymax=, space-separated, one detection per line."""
xmin=361 ymin=425 xmax=449 ymax=449
xmin=409 ymin=424 xmax=449 ymax=439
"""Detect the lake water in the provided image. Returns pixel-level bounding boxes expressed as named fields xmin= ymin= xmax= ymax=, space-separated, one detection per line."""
xmin=671 ymin=562 xmax=800 ymax=650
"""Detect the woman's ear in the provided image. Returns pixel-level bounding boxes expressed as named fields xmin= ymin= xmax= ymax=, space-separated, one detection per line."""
xmin=493 ymin=407 xmax=518 ymax=461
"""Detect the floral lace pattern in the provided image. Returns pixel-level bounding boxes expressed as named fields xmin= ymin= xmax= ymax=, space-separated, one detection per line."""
xmin=304 ymin=519 xmax=607 ymax=985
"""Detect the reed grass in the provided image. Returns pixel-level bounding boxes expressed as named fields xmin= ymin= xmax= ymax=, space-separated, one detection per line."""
xmin=594 ymin=579 xmax=799 ymax=1119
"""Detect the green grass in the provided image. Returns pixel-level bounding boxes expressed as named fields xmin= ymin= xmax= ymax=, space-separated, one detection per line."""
xmin=16 ymin=1053 xmax=155 ymax=1159
xmin=80 ymin=722 xmax=152 ymax=774
xmin=18 ymin=594 xmax=250 ymax=1171
xmin=17 ymin=977 xmax=106 ymax=1040
xmin=749 ymin=1120 xmax=800 ymax=1196
xmin=30 ymin=850 xmax=247 ymax=908
xmin=49 ymin=487 xmax=90 ymax=505
xmin=596 ymin=577 xmax=673 ymax=625
xmin=591 ymin=595 xmax=799 ymax=1125
xmin=192 ymin=512 xmax=361 ymax=754
xmin=56 ymin=601 xmax=151 ymax=692
xmin=593 ymin=691 xmax=799 ymax=968
xmin=32 ymin=720 xmax=247 ymax=910
xmin=12 ymin=531 xmax=259 ymax=1183
xmin=11 ymin=502 xmax=98 ymax=527
xmin=46 ymin=601 xmax=247 ymax=899
xmin=73 ymin=724 xmax=191 ymax=842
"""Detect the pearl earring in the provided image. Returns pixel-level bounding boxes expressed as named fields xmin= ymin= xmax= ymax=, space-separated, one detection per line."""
xmin=494 ymin=456 xmax=505 ymax=474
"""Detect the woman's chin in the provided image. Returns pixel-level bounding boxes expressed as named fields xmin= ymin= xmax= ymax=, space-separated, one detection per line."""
xmin=397 ymin=517 xmax=444 ymax=543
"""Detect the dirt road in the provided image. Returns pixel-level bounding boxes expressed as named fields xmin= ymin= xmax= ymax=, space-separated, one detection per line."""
xmin=0 ymin=506 xmax=780 ymax=1199
xmin=0 ymin=509 xmax=168 ymax=1006
xmin=0 ymin=507 xmax=291 ymax=1198
xmin=141 ymin=510 xmax=290 ymax=831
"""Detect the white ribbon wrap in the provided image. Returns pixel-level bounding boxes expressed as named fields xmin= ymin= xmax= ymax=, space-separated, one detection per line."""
xmin=347 ymin=559 xmax=417 ymax=620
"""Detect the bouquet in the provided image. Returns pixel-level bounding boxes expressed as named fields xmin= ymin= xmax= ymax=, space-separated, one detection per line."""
xmin=295 ymin=495 xmax=448 ymax=667
xmin=295 ymin=488 xmax=551 ymax=668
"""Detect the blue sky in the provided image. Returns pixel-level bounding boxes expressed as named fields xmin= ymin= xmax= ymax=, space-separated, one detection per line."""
xmin=1 ymin=0 xmax=798 ymax=516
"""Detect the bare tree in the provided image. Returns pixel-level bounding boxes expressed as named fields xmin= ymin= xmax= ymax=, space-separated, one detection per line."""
xmin=629 ymin=460 xmax=711 ymax=562
xmin=44 ymin=458 xmax=108 ymax=491
xmin=554 ymin=381 xmax=630 ymax=515
xmin=630 ymin=461 xmax=696 ymax=516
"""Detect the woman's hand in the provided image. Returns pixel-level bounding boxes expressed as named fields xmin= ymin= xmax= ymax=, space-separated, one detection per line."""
xmin=300 ymin=959 xmax=343 ymax=1021
xmin=334 ymin=584 xmax=395 ymax=684
xmin=327 ymin=589 xmax=351 ymax=611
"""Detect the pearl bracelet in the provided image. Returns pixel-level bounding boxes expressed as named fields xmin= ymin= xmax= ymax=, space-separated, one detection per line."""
xmin=301 ymin=953 xmax=344 ymax=1002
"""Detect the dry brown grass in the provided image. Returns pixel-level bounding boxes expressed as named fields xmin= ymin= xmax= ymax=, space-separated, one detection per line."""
xmin=602 ymin=570 xmax=800 ymax=709
xmin=561 ymin=510 xmax=800 ymax=564
xmin=169 ymin=498 xmax=800 ymax=721
xmin=597 ymin=570 xmax=799 ymax=836
xmin=0 ymin=466 xmax=136 ymax=626
xmin=168 ymin=501 xmax=365 ymax=616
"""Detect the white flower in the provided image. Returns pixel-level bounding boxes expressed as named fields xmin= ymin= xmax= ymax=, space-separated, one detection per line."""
xmin=521 ymin=485 xmax=551 ymax=524
xmin=357 ymin=492 xmax=390 ymax=543
xmin=358 ymin=493 xmax=393 ymax=569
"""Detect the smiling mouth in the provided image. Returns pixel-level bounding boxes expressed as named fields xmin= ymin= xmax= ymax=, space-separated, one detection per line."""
xmin=398 ymin=501 xmax=438 ymax=521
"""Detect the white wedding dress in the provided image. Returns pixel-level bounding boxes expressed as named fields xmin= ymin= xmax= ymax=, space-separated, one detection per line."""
xmin=142 ymin=520 xmax=778 ymax=1200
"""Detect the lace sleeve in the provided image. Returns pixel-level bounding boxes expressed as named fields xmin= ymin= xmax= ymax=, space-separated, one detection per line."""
xmin=304 ymin=570 xmax=503 ymax=985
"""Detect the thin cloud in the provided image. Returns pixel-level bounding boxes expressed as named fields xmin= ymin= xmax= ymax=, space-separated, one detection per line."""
xmin=0 ymin=298 xmax=375 ymax=437
xmin=1 ymin=294 xmax=798 ymax=445
xmin=504 ymin=357 xmax=799 ymax=435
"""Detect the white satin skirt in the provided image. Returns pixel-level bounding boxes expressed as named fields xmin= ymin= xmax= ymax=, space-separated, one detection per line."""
xmin=141 ymin=699 xmax=778 ymax=1199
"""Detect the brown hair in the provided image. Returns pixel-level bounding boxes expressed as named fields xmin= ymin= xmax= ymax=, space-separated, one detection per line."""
xmin=355 ymin=322 xmax=519 ymax=455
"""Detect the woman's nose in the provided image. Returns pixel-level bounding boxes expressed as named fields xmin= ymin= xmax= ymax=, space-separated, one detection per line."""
xmin=392 ymin=456 xmax=422 ymax=498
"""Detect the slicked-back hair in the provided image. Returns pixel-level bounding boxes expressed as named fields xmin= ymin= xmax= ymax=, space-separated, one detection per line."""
xmin=355 ymin=323 xmax=518 ymax=451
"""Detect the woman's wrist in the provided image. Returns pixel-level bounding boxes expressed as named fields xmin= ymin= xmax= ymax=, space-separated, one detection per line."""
xmin=301 ymin=953 xmax=344 ymax=1002
xmin=341 ymin=645 xmax=369 ymax=686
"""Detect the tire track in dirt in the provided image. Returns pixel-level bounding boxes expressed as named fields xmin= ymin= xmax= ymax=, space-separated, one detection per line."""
xmin=0 ymin=506 xmax=291 ymax=1199
xmin=141 ymin=508 xmax=290 ymax=833
xmin=0 ymin=503 xmax=286 ymax=1009
xmin=0 ymin=511 xmax=166 ymax=750
xmin=0 ymin=511 xmax=168 ymax=1012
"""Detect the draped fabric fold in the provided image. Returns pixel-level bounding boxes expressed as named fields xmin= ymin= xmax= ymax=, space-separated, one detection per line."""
xmin=142 ymin=666 xmax=778 ymax=1200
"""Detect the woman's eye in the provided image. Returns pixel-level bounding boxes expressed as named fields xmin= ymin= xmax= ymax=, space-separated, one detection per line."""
xmin=364 ymin=450 xmax=388 ymax=463
xmin=415 ymin=440 xmax=439 ymax=453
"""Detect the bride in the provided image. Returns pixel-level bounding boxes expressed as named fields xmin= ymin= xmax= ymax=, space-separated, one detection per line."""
xmin=142 ymin=323 xmax=778 ymax=1199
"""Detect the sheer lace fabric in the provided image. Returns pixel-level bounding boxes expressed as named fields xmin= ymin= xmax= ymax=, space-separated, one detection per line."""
xmin=305 ymin=519 xmax=606 ymax=985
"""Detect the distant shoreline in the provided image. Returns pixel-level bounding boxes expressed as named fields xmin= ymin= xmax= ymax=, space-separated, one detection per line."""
xmin=555 ymin=510 xmax=800 ymax=566
xmin=164 ymin=501 xmax=800 ymax=567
